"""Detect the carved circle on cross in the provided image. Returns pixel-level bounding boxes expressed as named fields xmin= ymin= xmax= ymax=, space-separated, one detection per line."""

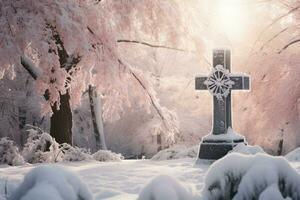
xmin=204 ymin=65 xmax=234 ymax=100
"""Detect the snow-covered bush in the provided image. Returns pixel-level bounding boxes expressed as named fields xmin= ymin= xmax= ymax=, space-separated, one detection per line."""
xmin=203 ymin=153 xmax=300 ymax=200
xmin=230 ymin=143 xmax=266 ymax=155
xmin=138 ymin=175 xmax=193 ymax=200
xmin=151 ymin=145 xmax=198 ymax=160
xmin=93 ymin=150 xmax=123 ymax=162
xmin=285 ymin=148 xmax=300 ymax=162
xmin=59 ymin=143 xmax=92 ymax=162
xmin=8 ymin=165 xmax=93 ymax=200
xmin=22 ymin=128 xmax=60 ymax=163
xmin=0 ymin=138 xmax=25 ymax=166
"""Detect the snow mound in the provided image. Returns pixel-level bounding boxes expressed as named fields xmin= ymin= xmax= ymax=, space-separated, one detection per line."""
xmin=138 ymin=175 xmax=193 ymax=200
xmin=93 ymin=150 xmax=124 ymax=162
xmin=22 ymin=128 xmax=60 ymax=163
xmin=151 ymin=145 xmax=198 ymax=160
xmin=230 ymin=143 xmax=266 ymax=155
xmin=285 ymin=148 xmax=300 ymax=161
xmin=8 ymin=165 xmax=93 ymax=200
xmin=0 ymin=138 xmax=25 ymax=166
xmin=259 ymin=184 xmax=292 ymax=200
xmin=203 ymin=153 xmax=300 ymax=200
xmin=60 ymin=143 xmax=92 ymax=162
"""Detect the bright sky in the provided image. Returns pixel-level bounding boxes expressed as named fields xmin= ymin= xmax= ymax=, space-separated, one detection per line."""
xmin=211 ymin=0 xmax=251 ymax=43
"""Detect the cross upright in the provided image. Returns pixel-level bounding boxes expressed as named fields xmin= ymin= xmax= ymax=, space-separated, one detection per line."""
xmin=195 ymin=48 xmax=250 ymax=160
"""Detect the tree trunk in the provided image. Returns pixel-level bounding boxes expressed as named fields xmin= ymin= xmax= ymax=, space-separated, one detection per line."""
xmin=50 ymin=91 xmax=73 ymax=145
xmin=157 ymin=133 xmax=162 ymax=152
xmin=88 ymin=85 xmax=107 ymax=151
xmin=277 ymin=138 xmax=284 ymax=156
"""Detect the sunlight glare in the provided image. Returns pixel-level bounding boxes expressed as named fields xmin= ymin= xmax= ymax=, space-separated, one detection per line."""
xmin=214 ymin=0 xmax=249 ymax=41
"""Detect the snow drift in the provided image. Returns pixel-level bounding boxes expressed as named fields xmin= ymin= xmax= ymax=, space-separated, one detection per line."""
xmin=229 ymin=143 xmax=266 ymax=155
xmin=203 ymin=153 xmax=300 ymax=200
xmin=151 ymin=145 xmax=198 ymax=160
xmin=138 ymin=175 xmax=193 ymax=200
xmin=285 ymin=148 xmax=300 ymax=162
xmin=8 ymin=165 xmax=93 ymax=200
xmin=93 ymin=150 xmax=124 ymax=162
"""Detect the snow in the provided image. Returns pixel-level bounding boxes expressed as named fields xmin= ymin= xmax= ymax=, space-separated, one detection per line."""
xmin=60 ymin=144 xmax=93 ymax=162
xmin=151 ymin=145 xmax=198 ymax=160
xmin=138 ymin=175 xmax=193 ymax=200
xmin=202 ymin=127 xmax=245 ymax=142
xmin=230 ymin=143 xmax=266 ymax=155
xmin=203 ymin=153 xmax=300 ymax=200
xmin=1 ymin=154 xmax=300 ymax=200
xmin=93 ymin=150 xmax=124 ymax=162
xmin=8 ymin=165 xmax=93 ymax=200
xmin=21 ymin=129 xmax=60 ymax=163
xmin=258 ymin=184 xmax=291 ymax=200
xmin=0 ymin=159 xmax=205 ymax=200
xmin=285 ymin=147 xmax=300 ymax=162
xmin=0 ymin=138 xmax=25 ymax=166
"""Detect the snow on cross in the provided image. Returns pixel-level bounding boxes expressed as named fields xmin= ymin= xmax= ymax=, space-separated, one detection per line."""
xmin=195 ymin=48 xmax=251 ymax=160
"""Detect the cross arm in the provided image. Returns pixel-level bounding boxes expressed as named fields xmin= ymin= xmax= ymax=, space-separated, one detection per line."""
xmin=230 ymin=75 xmax=250 ymax=90
xmin=195 ymin=76 xmax=208 ymax=90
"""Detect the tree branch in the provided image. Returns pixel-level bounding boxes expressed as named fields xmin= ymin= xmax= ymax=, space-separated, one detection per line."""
xmin=117 ymin=39 xmax=194 ymax=53
xmin=278 ymin=38 xmax=300 ymax=54
xmin=250 ymin=5 xmax=300 ymax=54
xmin=20 ymin=56 xmax=40 ymax=80
xmin=259 ymin=27 xmax=289 ymax=51
xmin=117 ymin=59 xmax=165 ymax=121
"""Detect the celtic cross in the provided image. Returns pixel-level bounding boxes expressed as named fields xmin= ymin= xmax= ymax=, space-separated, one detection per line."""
xmin=195 ymin=48 xmax=250 ymax=160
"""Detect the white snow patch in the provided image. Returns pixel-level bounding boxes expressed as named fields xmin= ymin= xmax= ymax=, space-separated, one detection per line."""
xmin=258 ymin=184 xmax=291 ymax=200
xmin=230 ymin=143 xmax=266 ymax=155
xmin=61 ymin=144 xmax=93 ymax=162
xmin=0 ymin=138 xmax=25 ymax=166
xmin=285 ymin=148 xmax=300 ymax=162
xmin=151 ymin=145 xmax=198 ymax=160
xmin=138 ymin=175 xmax=194 ymax=200
xmin=203 ymin=153 xmax=300 ymax=200
xmin=202 ymin=127 xmax=245 ymax=142
xmin=92 ymin=150 xmax=124 ymax=162
xmin=22 ymin=128 xmax=60 ymax=163
xmin=8 ymin=165 xmax=93 ymax=200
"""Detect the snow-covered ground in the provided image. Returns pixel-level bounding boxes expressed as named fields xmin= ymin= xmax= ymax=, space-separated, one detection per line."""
xmin=1 ymin=154 xmax=300 ymax=199
xmin=0 ymin=159 xmax=208 ymax=200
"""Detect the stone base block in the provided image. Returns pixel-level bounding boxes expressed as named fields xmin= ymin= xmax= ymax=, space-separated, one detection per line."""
xmin=198 ymin=140 xmax=245 ymax=160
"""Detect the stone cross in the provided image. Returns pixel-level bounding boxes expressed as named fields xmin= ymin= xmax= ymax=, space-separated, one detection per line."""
xmin=195 ymin=48 xmax=250 ymax=160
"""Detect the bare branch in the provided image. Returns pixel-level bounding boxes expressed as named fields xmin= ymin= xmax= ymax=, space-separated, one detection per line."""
xmin=259 ymin=27 xmax=289 ymax=51
xmin=117 ymin=39 xmax=194 ymax=53
xmin=20 ymin=56 xmax=41 ymax=80
xmin=117 ymin=59 xmax=165 ymax=121
xmin=278 ymin=38 xmax=300 ymax=54
xmin=250 ymin=5 xmax=300 ymax=54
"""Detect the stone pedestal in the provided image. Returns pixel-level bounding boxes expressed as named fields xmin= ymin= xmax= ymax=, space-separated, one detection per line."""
xmin=198 ymin=128 xmax=246 ymax=160
xmin=195 ymin=49 xmax=250 ymax=161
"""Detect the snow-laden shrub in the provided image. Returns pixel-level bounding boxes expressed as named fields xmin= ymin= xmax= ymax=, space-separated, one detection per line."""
xmin=138 ymin=175 xmax=193 ymax=200
xmin=203 ymin=153 xmax=300 ymax=200
xmin=59 ymin=143 xmax=92 ymax=162
xmin=151 ymin=145 xmax=198 ymax=160
xmin=8 ymin=165 xmax=93 ymax=200
xmin=230 ymin=143 xmax=266 ymax=155
xmin=22 ymin=128 xmax=60 ymax=163
xmin=93 ymin=150 xmax=123 ymax=162
xmin=0 ymin=137 xmax=25 ymax=166
xmin=285 ymin=148 xmax=300 ymax=162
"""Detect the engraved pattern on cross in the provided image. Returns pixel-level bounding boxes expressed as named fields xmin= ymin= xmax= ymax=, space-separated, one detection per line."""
xmin=195 ymin=49 xmax=250 ymax=135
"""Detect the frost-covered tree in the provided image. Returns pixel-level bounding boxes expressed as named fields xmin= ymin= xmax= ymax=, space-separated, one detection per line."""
xmin=0 ymin=0 xmax=183 ymax=149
